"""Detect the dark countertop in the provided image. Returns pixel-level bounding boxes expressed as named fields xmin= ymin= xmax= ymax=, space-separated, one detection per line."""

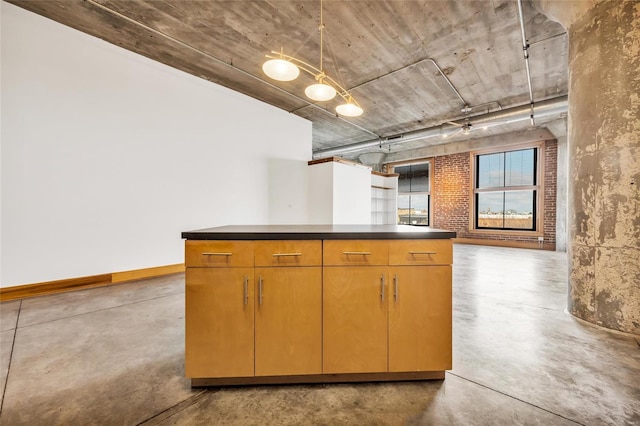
xmin=182 ymin=225 xmax=456 ymax=240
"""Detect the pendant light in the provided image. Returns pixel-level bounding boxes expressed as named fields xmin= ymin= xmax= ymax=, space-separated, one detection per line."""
xmin=262 ymin=0 xmax=363 ymax=116
xmin=305 ymin=79 xmax=337 ymax=102
xmin=336 ymin=96 xmax=363 ymax=117
xmin=262 ymin=51 xmax=300 ymax=82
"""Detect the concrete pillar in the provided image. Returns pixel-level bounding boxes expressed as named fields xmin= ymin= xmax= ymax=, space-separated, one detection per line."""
xmin=534 ymin=0 xmax=640 ymax=334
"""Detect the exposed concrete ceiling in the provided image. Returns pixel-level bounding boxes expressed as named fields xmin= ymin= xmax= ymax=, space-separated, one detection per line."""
xmin=9 ymin=0 xmax=568 ymax=160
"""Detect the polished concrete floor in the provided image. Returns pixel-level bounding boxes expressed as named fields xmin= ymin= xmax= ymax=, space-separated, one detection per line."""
xmin=1 ymin=245 xmax=639 ymax=425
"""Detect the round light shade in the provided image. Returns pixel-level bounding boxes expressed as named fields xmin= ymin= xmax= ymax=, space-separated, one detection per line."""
xmin=262 ymin=59 xmax=300 ymax=81
xmin=336 ymin=102 xmax=363 ymax=117
xmin=305 ymin=83 xmax=337 ymax=101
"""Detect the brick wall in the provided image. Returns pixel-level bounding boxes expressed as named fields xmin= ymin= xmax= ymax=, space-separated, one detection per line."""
xmin=432 ymin=140 xmax=557 ymax=248
xmin=432 ymin=153 xmax=470 ymax=236
xmin=543 ymin=141 xmax=557 ymax=245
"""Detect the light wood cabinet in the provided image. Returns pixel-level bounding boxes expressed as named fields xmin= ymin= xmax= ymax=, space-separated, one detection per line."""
xmin=185 ymin=240 xmax=254 ymax=268
xmin=323 ymin=266 xmax=388 ymax=373
xmin=184 ymin=232 xmax=453 ymax=385
xmin=388 ymin=266 xmax=452 ymax=372
xmin=255 ymin=267 xmax=322 ymax=376
xmin=185 ymin=240 xmax=322 ymax=380
xmin=388 ymin=239 xmax=453 ymax=266
xmin=185 ymin=267 xmax=254 ymax=378
xmin=323 ymin=239 xmax=389 ymax=266
xmin=387 ymin=239 xmax=452 ymax=372
xmin=323 ymin=240 xmax=452 ymax=375
xmin=255 ymin=240 xmax=322 ymax=267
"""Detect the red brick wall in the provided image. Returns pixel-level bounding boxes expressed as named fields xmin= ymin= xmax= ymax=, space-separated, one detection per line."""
xmin=432 ymin=140 xmax=557 ymax=248
xmin=543 ymin=141 xmax=557 ymax=245
xmin=432 ymin=153 xmax=470 ymax=236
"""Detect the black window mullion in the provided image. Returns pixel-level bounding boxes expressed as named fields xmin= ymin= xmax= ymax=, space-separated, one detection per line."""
xmin=474 ymin=148 xmax=538 ymax=231
xmin=533 ymin=148 xmax=538 ymax=185
xmin=502 ymin=191 xmax=506 ymax=229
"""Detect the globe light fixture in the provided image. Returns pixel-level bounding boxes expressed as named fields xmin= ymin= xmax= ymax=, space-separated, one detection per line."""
xmin=262 ymin=56 xmax=300 ymax=81
xmin=336 ymin=97 xmax=363 ymax=117
xmin=305 ymin=81 xmax=337 ymax=102
xmin=262 ymin=0 xmax=363 ymax=117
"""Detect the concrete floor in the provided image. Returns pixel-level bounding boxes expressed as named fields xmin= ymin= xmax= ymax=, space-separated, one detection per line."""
xmin=0 ymin=245 xmax=638 ymax=425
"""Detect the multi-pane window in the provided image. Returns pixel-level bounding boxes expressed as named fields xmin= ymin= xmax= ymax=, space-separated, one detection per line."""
xmin=474 ymin=148 xmax=537 ymax=230
xmin=395 ymin=162 xmax=430 ymax=225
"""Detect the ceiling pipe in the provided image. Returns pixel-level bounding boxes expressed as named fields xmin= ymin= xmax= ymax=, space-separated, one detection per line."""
xmin=349 ymin=57 xmax=469 ymax=108
xmin=312 ymin=95 xmax=567 ymax=158
xmin=85 ymin=0 xmax=380 ymax=139
xmin=291 ymin=56 xmax=471 ymax=114
xmin=529 ymin=32 xmax=567 ymax=47
xmin=517 ymin=0 xmax=536 ymax=126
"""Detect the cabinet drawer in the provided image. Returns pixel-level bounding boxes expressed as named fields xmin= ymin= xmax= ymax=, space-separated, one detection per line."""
xmin=323 ymin=240 xmax=388 ymax=266
xmin=388 ymin=239 xmax=452 ymax=265
xmin=185 ymin=241 xmax=254 ymax=267
xmin=254 ymin=240 xmax=322 ymax=267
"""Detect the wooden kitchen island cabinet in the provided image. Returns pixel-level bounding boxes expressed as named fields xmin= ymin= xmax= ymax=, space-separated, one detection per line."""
xmin=182 ymin=225 xmax=455 ymax=387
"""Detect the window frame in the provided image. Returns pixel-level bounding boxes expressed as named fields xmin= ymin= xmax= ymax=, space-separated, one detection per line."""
xmin=469 ymin=142 xmax=545 ymax=236
xmin=387 ymin=158 xmax=434 ymax=226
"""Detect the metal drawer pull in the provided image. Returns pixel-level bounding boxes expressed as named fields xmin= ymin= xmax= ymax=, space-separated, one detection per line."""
xmin=243 ymin=276 xmax=249 ymax=305
xmin=380 ymin=274 xmax=385 ymax=302
xmin=394 ymin=274 xmax=398 ymax=303
xmin=408 ymin=251 xmax=437 ymax=255
xmin=202 ymin=252 xmax=233 ymax=256
xmin=343 ymin=251 xmax=371 ymax=255
xmin=272 ymin=253 xmax=302 ymax=257
xmin=258 ymin=276 xmax=263 ymax=305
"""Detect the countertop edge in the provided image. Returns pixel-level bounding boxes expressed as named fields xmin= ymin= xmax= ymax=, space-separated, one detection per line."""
xmin=181 ymin=231 xmax=457 ymax=240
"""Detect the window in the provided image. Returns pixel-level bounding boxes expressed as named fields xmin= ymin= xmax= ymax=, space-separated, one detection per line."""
xmin=394 ymin=162 xmax=430 ymax=225
xmin=473 ymin=147 xmax=539 ymax=231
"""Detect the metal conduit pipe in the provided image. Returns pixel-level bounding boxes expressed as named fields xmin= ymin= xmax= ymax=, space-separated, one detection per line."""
xmin=529 ymin=32 xmax=567 ymax=47
xmin=312 ymin=95 xmax=568 ymax=158
xmin=348 ymin=58 xmax=469 ymax=108
xmin=86 ymin=0 xmax=380 ymax=139
xmin=291 ymin=56 xmax=470 ymax=114
xmin=517 ymin=0 xmax=536 ymax=126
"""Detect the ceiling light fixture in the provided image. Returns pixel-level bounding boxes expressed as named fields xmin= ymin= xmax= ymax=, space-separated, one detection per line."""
xmin=444 ymin=119 xmax=473 ymax=137
xmin=262 ymin=0 xmax=363 ymax=117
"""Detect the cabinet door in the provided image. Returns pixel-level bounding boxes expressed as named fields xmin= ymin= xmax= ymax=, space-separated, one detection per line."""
xmin=388 ymin=266 xmax=452 ymax=372
xmin=323 ymin=266 xmax=388 ymax=374
xmin=185 ymin=268 xmax=254 ymax=378
xmin=255 ymin=267 xmax=322 ymax=376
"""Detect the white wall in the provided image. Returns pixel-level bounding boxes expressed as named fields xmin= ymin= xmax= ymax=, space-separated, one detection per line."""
xmin=308 ymin=161 xmax=371 ymax=224
xmin=307 ymin=162 xmax=334 ymax=224
xmin=332 ymin=163 xmax=371 ymax=224
xmin=0 ymin=3 xmax=311 ymax=287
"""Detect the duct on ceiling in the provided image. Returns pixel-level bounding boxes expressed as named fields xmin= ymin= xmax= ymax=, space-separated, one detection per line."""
xmin=312 ymin=95 xmax=568 ymax=158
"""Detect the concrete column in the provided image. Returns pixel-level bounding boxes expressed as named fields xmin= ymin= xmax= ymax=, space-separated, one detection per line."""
xmin=534 ymin=0 xmax=640 ymax=334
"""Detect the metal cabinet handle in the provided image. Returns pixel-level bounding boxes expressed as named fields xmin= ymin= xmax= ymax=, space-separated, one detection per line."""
xmin=243 ymin=275 xmax=249 ymax=305
xmin=201 ymin=252 xmax=233 ymax=256
xmin=258 ymin=276 xmax=263 ymax=305
xmin=394 ymin=274 xmax=398 ymax=303
xmin=380 ymin=274 xmax=385 ymax=302
xmin=343 ymin=251 xmax=371 ymax=255
xmin=408 ymin=251 xmax=437 ymax=255
xmin=272 ymin=253 xmax=302 ymax=257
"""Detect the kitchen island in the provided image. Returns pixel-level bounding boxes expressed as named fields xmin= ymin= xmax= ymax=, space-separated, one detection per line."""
xmin=182 ymin=225 xmax=456 ymax=387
